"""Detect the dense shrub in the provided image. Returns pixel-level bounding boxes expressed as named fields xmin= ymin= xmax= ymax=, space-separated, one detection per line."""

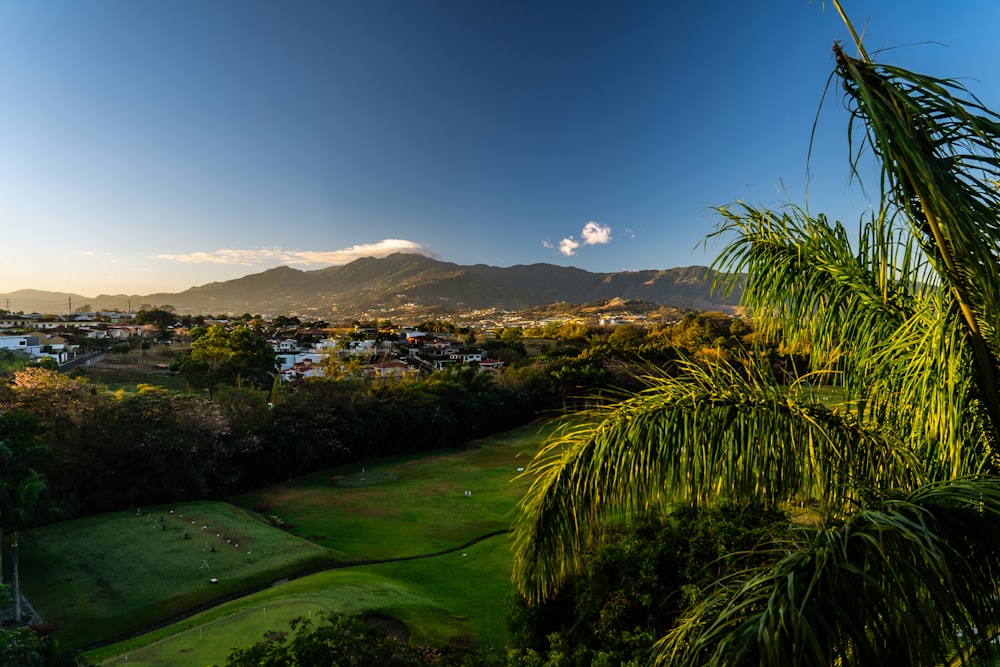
xmin=506 ymin=504 xmax=792 ymax=665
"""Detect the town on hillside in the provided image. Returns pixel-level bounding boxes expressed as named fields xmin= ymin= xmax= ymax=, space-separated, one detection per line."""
xmin=0 ymin=298 xmax=695 ymax=374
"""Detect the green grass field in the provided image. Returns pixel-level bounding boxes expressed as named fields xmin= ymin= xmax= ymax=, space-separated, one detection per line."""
xmin=81 ymin=366 xmax=191 ymax=393
xmin=234 ymin=424 xmax=545 ymax=561
xmin=21 ymin=502 xmax=336 ymax=649
xmin=17 ymin=420 xmax=557 ymax=664
xmin=88 ymin=535 xmax=513 ymax=666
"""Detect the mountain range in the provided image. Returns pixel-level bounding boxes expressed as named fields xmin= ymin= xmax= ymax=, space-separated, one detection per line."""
xmin=0 ymin=253 xmax=742 ymax=319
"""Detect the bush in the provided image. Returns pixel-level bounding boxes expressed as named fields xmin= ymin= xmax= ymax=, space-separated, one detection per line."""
xmin=506 ymin=504 xmax=792 ymax=665
xmin=223 ymin=610 xmax=441 ymax=666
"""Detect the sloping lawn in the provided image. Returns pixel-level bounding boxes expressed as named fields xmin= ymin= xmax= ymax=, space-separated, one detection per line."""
xmin=20 ymin=501 xmax=335 ymax=649
xmin=25 ymin=420 xmax=557 ymax=659
xmin=88 ymin=534 xmax=513 ymax=667
xmin=233 ymin=421 xmax=550 ymax=560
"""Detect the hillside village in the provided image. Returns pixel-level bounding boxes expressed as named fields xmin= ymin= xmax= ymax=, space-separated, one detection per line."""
xmin=0 ymin=297 xmax=690 ymax=375
xmin=274 ymin=326 xmax=505 ymax=382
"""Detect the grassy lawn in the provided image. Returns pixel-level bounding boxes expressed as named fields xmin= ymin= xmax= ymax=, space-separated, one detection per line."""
xmin=233 ymin=421 xmax=552 ymax=561
xmin=19 ymin=419 xmax=558 ymax=661
xmin=367 ymin=533 xmax=514 ymax=648
xmin=20 ymin=501 xmax=336 ymax=650
xmin=81 ymin=366 xmax=191 ymax=393
xmin=88 ymin=534 xmax=513 ymax=666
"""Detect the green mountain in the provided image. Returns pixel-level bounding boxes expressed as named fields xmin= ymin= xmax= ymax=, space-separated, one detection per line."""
xmin=1 ymin=254 xmax=741 ymax=318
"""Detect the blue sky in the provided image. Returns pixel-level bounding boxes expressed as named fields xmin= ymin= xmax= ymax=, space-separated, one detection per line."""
xmin=2 ymin=1 xmax=999 ymax=297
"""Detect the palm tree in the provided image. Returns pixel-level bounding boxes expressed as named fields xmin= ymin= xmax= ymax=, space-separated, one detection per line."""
xmin=511 ymin=9 xmax=1000 ymax=666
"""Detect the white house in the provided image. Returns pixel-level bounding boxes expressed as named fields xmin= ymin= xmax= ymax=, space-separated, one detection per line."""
xmin=449 ymin=350 xmax=485 ymax=364
xmin=279 ymin=358 xmax=324 ymax=382
xmin=0 ymin=334 xmax=69 ymax=364
xmin=276 ymin=352 xmax=323 ymax=372
xmin=0 ymin=334 xmax=39 ymax=353
xmin=274 ymin=338 xmax=301 ymax=353
xmin=0 ymin=317 xmax=34 ymax=329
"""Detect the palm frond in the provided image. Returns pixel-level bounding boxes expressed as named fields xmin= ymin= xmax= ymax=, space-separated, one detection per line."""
xmin=656 ymin=477 xmax=1000 ymax=667
xmin=709 ymin=200 xmax=992 ymax=477
xmin=862 ymin=293 xmax=994 ymax=478
xmin=710 ymin=203 xmax=926 ymax=371
xmin=836 ymin=45 xmax=1000 ymax=445
xmin=510 ymin=360 xmax=922 ymax=602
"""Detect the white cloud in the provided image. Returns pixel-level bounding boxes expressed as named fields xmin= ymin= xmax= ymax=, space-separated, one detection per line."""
xmin=154 ymin=239 xmax=436 ymax=266
xmin=558 ymin=237 xmax=580 ymax=256
xmin=581 ymin=221 xmax=612 ymax=246
xmin=549 ymin=221 xmax=613 ymax=257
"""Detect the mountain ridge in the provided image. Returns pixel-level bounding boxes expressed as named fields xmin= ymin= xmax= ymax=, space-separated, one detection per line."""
xmin=0 ymin=253 xmax=742 ymax=318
